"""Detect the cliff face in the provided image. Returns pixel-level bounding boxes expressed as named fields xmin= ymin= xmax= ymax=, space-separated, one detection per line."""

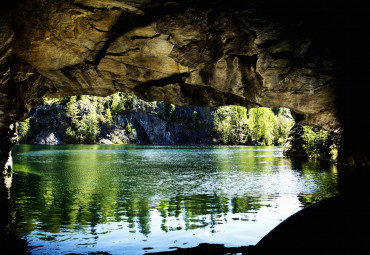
xmin=1 ymin=0 xmax=369 ymax=169
xmin=21 ymin=99 xmax=216 ymax=146
xmin=21 ymin=96 xmax=292 ymax=146
xmin=128 ymin=107 xmax=213 ymax=145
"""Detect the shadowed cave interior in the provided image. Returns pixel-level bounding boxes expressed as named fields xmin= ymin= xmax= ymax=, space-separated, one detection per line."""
xmin=1 ymin=0 xmax=370 ymax=254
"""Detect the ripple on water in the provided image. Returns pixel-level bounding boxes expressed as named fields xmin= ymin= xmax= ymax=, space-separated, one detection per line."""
xmin=11 ymin=144 xmax=339 ymax=254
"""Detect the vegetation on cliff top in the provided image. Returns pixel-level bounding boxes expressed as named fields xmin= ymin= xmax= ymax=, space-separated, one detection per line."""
xmin=18 ymin=92 xmax=337 ymax=160
xmin=18 ymin=92 xmax=295 ymax=146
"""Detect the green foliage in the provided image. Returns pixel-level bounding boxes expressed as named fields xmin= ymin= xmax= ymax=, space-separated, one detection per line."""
xmin=123 ymin=92 xmax=137 ymax=110
xmin=212 ymin=106 xmax=293 ymax=145
xmin=111 ymin=93 xmax=125 ymax=117
xmin=302 ymin=126 xmax=330 ymax=160
xmin=20 ymin=92 xmax=296 ymax=147
xmin=96 ymin=98 xmax=105 ymax=116
xmin=213 ymin=107 xmax=231 ymax=144
xmin=84 ymin=108 xmax=100 ymax=143
xmin=213 ymin=106 xmax=248 ymax=144
xmin=64 ymin=100 xmax=100 ymax=144
xmin=66 ymin=96 xmax=78 ymax=123
xmin=330 ymin=144 xmax=338 ymax=161
xmin=272 ymin=115 xmax=294 ymax=145
xmin=125 ymin=123 xmax=136 ymax=143
xmin=169 ymin=104 xmax=176 ymax=122
xmin=104 ymin=108 xmax=113 ymax=127
xmin=18 ymin=118 xmax=33 ymax=143
xmin=158 ymin=102 xmax=177 ymax=122
xmin=125 ymin=123 xmax=132 ymax=133
xmin=247 ymin=107 xmax=275 ymax=145
xmin=109 ymin=92 xmax=137 ymax=123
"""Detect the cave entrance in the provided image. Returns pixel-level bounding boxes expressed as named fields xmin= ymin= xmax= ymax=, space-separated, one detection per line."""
xmin=3 ymin=0 xmax=367 ymax=252
xmin=2 ymin=94 xmax=344 ymax=254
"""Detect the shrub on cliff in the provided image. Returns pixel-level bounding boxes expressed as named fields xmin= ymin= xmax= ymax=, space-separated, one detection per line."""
xmin=18 ymin=118 xmax=33 ymax=143
xmin=104 ymin=108 xmax=113 ymax=127
xmin=302 ymin=126 xmax=330 ymax=160
xmin=64 ymin=98 xmax=100 ymax=144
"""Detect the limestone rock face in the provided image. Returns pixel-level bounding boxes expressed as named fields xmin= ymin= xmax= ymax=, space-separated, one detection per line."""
xmin=0 ymin=0 xmax=369 ymax=166
xmin=34 ymin=133 xmax=62 ymax=145
xmin=4 ymin=0 xmax=340 ymax=129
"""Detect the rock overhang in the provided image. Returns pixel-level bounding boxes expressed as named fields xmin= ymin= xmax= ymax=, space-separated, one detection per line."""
xmin=1 ymin=0 xmax=369 ymax=166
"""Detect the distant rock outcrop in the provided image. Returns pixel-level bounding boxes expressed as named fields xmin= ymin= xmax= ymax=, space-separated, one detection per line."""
xmin=19 ymin=99 xmax=218 ymax=145
xmin=34 ymin=132 xmax=62 ymax=145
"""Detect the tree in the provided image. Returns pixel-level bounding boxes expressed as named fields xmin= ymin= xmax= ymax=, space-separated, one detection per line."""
xmin=66 ymin=96 xmax=78 ymax=126
xmin=213 ymin=107 xmax=232 ymax=144
xmin=125 ymin=123 xmax=136 ymax=143
xmin=111 ymin=93 xmax=125 ymax=119
xmin=64 ymin=99 xmax=100 ymax=143
xmin=18 ymin=118 xmax=32 ymax=143
xmin=123 ymin=92 xmax=137 ymax=110
xmin=104 ymin=108 xmax=113 ymax=127
xmin=272 ymin=115 xmax=294 ymax=145
xmin=212 ymin=106 xmax=248 ymax=144
xmin=248 ymin=107 xmax=274 ymax=145
xmin=84 ymin=108 xmax=100 ymax=143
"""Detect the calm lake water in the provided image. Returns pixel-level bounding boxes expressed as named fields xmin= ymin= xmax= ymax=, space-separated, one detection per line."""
xmin=11 ymin=144 xmax=339 ymax=254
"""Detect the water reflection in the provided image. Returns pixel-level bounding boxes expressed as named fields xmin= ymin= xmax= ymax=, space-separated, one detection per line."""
xmin=10 ymin=145 xmax=338 ymax=254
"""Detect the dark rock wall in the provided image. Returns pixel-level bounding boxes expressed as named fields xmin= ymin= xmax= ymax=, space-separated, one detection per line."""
xmin=128 ymin=108 xmax=212 ymax=145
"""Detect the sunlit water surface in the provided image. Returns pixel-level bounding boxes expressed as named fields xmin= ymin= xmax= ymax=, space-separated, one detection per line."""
xmin=11 ymin=145 xmax=338 ymax=254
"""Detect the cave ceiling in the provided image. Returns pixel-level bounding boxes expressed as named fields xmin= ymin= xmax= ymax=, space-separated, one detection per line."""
xmin=0 ymin=0 xmax=355 ymax=133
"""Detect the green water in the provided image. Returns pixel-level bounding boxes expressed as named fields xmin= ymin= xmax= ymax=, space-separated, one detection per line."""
xmin=11 ymin=144 xmax=338 ymax=254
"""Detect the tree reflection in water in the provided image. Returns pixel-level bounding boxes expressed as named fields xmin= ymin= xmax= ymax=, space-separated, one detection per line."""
xmin=8 ymin=145 xmax=338 ymax=254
